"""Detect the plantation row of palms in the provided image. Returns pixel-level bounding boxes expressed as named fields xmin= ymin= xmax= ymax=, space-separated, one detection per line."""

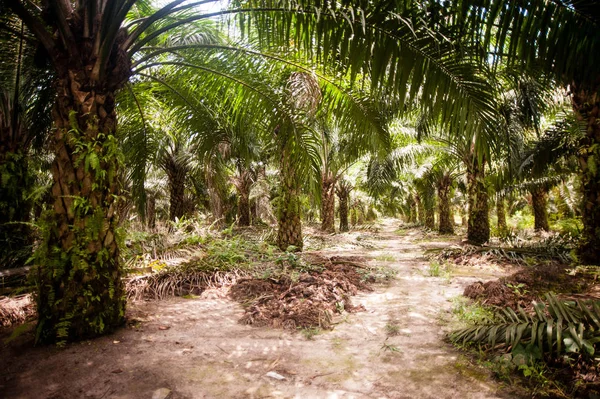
xmin=0 ymin=0 xmax=598 ymax=344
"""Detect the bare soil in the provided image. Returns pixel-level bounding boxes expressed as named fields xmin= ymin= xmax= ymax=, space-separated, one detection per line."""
xmin=1 ymin=219 xmax=517 ymax=399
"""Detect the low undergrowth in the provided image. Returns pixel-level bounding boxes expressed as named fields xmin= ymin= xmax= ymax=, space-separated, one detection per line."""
xmin=429 ymin=232 xmax=578 ymax=267
xmin=448 ymin=294 xmax=600 ymax=398
xmin=437 ymin=228 xmax=600 ymax=397
xmin=123 ymin=222 xmax=394 ymax=332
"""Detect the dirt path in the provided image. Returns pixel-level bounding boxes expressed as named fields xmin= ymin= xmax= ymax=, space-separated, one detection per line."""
xmin=1 ymin=220 xmax=513 ymax=399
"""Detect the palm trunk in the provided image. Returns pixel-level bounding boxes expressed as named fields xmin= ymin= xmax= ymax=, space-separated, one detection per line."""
xmin=35 ymin=72 xmax=127 ymax=343
xmin=320 ymin=173 xmax=335 ymax=232
xmin=496 ymin=194 xmax=507 ymax=236
xmin=234 ymin=168 xmax=252 ymax=227
xmin=425 ymin=206 xmax=435 ymax=229
xmin=146 ymin=193 xmax=156 ymax=230
xmin=437 ymin=175 xmax=454 ymax=234
xmin=407 ymin=197 xmax=417 ymax=223
xmin=277 ymin=150 xmax=303 ymax=251
xmin=467 ymin=159 xmax=490 ymax=245
xmin=415 ymin=193 xmax=424 ymax=224
xmin=336 ymin=181 xmax=352 ymax=232
xmin=165 ymin=155 xmax=187 ymax=221
xmin=530 ymin=187 xmax=550 ymax=232
xmin=205 ymin=164 xmax=224 ymax=224
xmin=254 ymin=165 xmax=276 ymax=225
xmin=572 ymin=84 xmax=600 ymax=264
xmin=422 ymin=186 xmax=436 ymax=229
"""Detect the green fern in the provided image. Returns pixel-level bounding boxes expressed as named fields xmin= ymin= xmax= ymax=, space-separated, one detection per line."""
xmin=450 ymin=294 xmax=600 ymax=358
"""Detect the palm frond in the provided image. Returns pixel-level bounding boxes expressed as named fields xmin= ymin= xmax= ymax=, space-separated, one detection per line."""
xmin=450 ymin=293 xmax=600 ymax=358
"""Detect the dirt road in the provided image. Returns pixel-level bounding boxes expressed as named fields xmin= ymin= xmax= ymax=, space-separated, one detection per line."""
xmin=1 ymin=220 xmax=512 ymax=398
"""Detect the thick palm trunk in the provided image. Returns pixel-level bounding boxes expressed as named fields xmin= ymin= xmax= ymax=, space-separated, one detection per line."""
xmin=572 ymin=85 xmax=600 ymax=264
xmin=254 ymin=166 xmax=276 ymax=225
xmin=415 ymin=193 xmax=424 ymax=224
xmin=496 ymin=194 xmax=507 ymax=236
xmin=146 ymin=193 xmax=156 ymax=230
xmin=165 ymin=158 xmax=187 ymax=221
xmin=233 ymin=168 xmax=252 ymax=226
xmin=530 ymin=187 xmax=550 ymax=232
xmin=422 ymin=186 xmax=436 ymax=229
xmin=277 ymin=151 xmax=303 ymax=251
xmin=36 ymin=72 xmax=127 ymax=343
xmin=467 ymin=160 xmax=490 ymax=245
xmin=205 ymin=164 xmax=224 ymax=224
xmin=407 ymin=196 xmax=417 ymax=223
xmin=437 ymin=175 xmax=454 ymax=234
xmin=320 ymin=173 xmax=335 ymax=232
xmin=336 ymin=181 xmax=352 ymax=233
xmin=425 ymin=206 xmax=435 ymax=229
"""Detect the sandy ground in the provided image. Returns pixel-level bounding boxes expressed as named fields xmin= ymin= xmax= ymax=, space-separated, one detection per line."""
xmin=0 ymin=220 xmax=517 ymax=399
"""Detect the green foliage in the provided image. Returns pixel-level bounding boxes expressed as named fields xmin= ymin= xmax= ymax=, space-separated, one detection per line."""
xmin=451 ymin=297 xmax=497 ymax=326
xmin=426 ymin=260 xmax=452 ymax=280
xmin=358 ymin=265 xmax=397 ymax=283
xmin=385 ymin=322 xmax=401 ymax=336
xmin=33 ymin=122 xmax=126 ymax=344
xmin=450 ymin=294 xmax=600 ymax=360
xmin=299 ymin=326 xmax=321 ymax=340
xmin=552 ymin=218 xmax=583 ymax=236
xmin=0 ymin=151 xmax=35 ymax=268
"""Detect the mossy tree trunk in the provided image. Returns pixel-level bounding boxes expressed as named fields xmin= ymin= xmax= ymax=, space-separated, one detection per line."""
xmin=530 ymin=186 xmax=550 ymax=232
xmin=277 ymin=147 xmax=303 ymax=251
xmin=36 ymin=65 xmax=129 ymax=343
xmin=437 ymin=174 xmax=454 ymax=234
xmin=320 ymin=172 xmax=336 ymax=233
xmin=496 ymin=194 xmax=508 ymax=236
xmin=467 ymin=159 xmax=490 ymax=245
xmin=572 ymin=84 xmax=600 ymax=264
xmin=336 ymin=180 xmax=352 ymax=232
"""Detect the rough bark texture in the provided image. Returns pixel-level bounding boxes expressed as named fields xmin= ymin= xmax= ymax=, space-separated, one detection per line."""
xmin=254 ymin=165 xmax=276 ymax=225
xmin=233 ymin=168 xmax=253 ymax=226
xmin=277 ymin=149 xmax=303 ymax=251
xmin=407 ymin=197 xmax=417 ymax=223
xmin=415 ymin=194 xmax=424 ymax=225
xmin=496 ymin=194 xmax=507 ymax=236
xmin=336 ymin=181 xmax=352 ymax=233
xmin=320 ymin=173 xmax=335 ymax=232
xmin=467 ymin=160 xmax=490 ymax=245
xmin=36 ymin=66 xmax=129 ymax=343
xmin=146 ymin=193 xmax=156 ymax=230
xmin=29 ymin=12 xmax=134 ymax=342
xmin=572 ymin=84 xmax=600 ymax=264
xmin=425 ymin=206 xmax=435 ymax=229
xmin=164 ymin=153 xmax=187 ymax=221
xmin=530 ymin=187 xmax=550 ymax=232
xmin=437 ymin=175 xmax=454 ymax=234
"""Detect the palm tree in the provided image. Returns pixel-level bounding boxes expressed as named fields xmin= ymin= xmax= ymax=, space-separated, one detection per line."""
xmin=0 ymin=14 xmax=54 ymax=268
xmin=336 ymin=179 xmax=353 ymax=232
xmin=441 ymin=0 xmax=600 ymax=261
